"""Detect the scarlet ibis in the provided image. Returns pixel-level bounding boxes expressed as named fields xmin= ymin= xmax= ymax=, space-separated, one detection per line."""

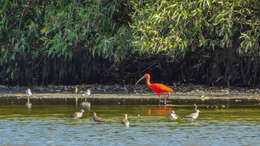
xmin=168 ymin=110 xmax=178 ymax=120
xmin=25 ymin=88 xmax=32 ymax=109
xmin=136 ymin=73 xmax=174 ymax=104
xmin=184 ymin=104 xmax=200 ymax=120
xmin=93 ymin=112 xmax=105 ymax=122
xmin=70 ymin=109 xmax=85 ymax=119
xmin=122 ymin=114 xmax=129 ymax=127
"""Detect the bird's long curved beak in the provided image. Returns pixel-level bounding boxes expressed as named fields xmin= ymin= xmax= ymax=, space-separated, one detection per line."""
xmin=135 ymin=75 xmax=146 ymax=85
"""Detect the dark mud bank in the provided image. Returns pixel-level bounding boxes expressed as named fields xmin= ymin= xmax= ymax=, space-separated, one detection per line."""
xmin=1 ymin=93 xmax=260 ymax=106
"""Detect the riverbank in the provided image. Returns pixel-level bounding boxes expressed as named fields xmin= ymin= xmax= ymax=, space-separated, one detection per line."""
xmin=0 ymin=84 xmax=260 ymax=106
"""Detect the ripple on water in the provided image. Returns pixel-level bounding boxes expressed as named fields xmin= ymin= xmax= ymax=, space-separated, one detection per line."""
xmin=0 ymin=105 xmax=260 ymax=145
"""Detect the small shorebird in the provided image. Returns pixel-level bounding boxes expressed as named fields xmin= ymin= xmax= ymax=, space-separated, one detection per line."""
xmin=93 ymin=112 xmax=105 ymax=122
xmin=184 ymin=104 xmax=200 ymax=120
xmin=168 ymin=110 xmax=178 ymax=120
xmin=81 ymin=89 xmax=91 ymax=110
xmin=82 ymin=89 xmax=91 ymax=97
xmin=25 ymin=88 xmax=32 ymax=109
xmin=69 ymin=109 xmax=85 ymax=119
xmin=122 ymin=114 xmax=130 ymax=127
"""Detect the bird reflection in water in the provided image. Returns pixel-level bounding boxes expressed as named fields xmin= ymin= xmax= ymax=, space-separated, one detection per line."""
xmin=147 ymin=107 xmax=173 ymax=116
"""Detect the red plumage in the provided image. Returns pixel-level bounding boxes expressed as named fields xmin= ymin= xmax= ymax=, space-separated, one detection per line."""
xmin=136 ymin=73 xmax=174 ymax=104
xmin=149 ymin=83 xmax=174 ymax=95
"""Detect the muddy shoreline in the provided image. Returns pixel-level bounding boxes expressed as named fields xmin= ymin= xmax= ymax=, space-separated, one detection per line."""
xmin=1 ymin=84 xmax=260 ymax=106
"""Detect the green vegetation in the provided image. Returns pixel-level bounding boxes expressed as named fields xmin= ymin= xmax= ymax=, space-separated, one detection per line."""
xmin=0 ymin=0 xmax=260 ymax=86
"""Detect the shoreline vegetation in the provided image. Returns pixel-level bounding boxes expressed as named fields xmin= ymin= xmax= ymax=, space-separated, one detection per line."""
xmin=1 ymin=1 xmax=260 ymax=87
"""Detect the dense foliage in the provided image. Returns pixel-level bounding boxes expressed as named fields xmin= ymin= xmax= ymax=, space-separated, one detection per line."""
xmin=131 ymin=0 xmax=260 ymax=86
xmin=0 ymin=0 xmax=260 ymax=86
xmin=0 ymin=0 xmax=132 ymax=85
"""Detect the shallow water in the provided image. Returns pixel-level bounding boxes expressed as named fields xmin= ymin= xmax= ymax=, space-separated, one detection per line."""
xmin=0 ymin=105 xmax=260 ymax=146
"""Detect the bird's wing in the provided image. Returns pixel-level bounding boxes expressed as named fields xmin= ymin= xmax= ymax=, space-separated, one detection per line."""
xmin=70 ymin=112 xmax=81 ymax=118
xmin=150 ymin=83 xmax=174 ymax=93
xmin=69 ymin=113 xmax=76 ymax=118
xmin=184 ymin=113 xmax=194 ymax=118
xmin=97 ymin=117 xmax=104 ymax=122
xmin=94 ymin=115 xmax=104 ymax=122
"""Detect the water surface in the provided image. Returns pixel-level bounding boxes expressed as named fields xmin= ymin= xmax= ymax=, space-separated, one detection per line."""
xmin=0 ymin=105 xmax=260 ymax=146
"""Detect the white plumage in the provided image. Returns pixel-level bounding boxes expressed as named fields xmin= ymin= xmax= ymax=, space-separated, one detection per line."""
xmin=122 ymin=114 xmax=130 ymax=127
xmin=25 ymin=89 xmax=32 ymax=109
xmin=184 ymin=104 xmax=200 ymax=120
xmin=70 ymin=109 xmax=85 ymax=119
xmin=168 ymin=110 xmax=178 ymax=120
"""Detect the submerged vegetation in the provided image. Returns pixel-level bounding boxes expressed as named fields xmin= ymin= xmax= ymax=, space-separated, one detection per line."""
xmin=0 ymin=0 xmax=260 ymax=86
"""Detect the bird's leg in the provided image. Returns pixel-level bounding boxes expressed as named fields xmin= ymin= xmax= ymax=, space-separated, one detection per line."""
xmin=164 ymin=93 xmax=170 ymax=105
xmin=163 ymin=94 xmax=168 ymax=105
xmin=27 ymin=96 xmax=30 ymax=104
xmin=158 ymin=93 xmax=162 ymax=104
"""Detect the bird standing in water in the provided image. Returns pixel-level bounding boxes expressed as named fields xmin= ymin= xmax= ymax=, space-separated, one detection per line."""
xmin=25 ymin=88 xmax=32 ymax=109
xmin=168 ymin=110 xmax=178 ymax=120
xmin=136 ymin=73 xmax=174 ymax=104
xmin=122 ymin=114 xmax=130 ymax=127
xmin=70 ymin=109 xmax=85 ymax=119
xmin=93 ymin=112 xmax=105 ymax=122
xmin=82 ymin=89 xmax=91 ymax=97
xmin=184 ymin=104 xmax=200 ymax=120
xmin=81 ymin=89 xmax=91 ymax=110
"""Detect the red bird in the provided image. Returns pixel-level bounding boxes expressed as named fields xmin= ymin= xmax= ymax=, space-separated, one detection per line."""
xmin=136 ymin=73 xmax=174 ymax=104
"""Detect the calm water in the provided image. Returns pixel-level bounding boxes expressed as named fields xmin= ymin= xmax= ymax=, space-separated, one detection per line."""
xmin=0 ymin=105 xmax=260 ymax=146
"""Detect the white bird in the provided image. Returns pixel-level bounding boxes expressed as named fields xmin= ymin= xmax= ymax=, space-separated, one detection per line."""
xmin=122 ymin=114 xmax=130 ymax=127
xmin=168 ymin=110 xmax=178 ymax=120
xmin=82 ymin=89 xmax=91 ymax=97
xmin=81 ymin=89 xmax=91 ymax=110
xmin=25 ymin=88 xmax=32 ymax=109
xmin=93 ymin=112 xmax=105 ymax=122
xmin=70 ymin=109 xmax=85 ymax=119
xmin=184 ymin=104 xmax=200 ymax=120
xmin=26 ymin=88 xmax=32 ymax=96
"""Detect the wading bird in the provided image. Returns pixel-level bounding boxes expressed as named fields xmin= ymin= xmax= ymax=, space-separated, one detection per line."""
xmin=82 ymin=89 xmax=91 ymax=97
xmin=81 ymin=89 xmax=91 ymax=110
xmin=184 ymin=104 xmax=200 ymax=120
xmin=168 ymin=110 xmax=178 ymax=120
xmin=136 ymin=73 xmax=174 ymax=104
xmin=122 ymin=114 xmax=130 ymax=127
xmin=70 ymin=109 xmax=85 ymax=119
xmin=25 ymin=88 xmax=32 ymax=109
xmin=93 ymin=112 xmax=105 ymax=122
